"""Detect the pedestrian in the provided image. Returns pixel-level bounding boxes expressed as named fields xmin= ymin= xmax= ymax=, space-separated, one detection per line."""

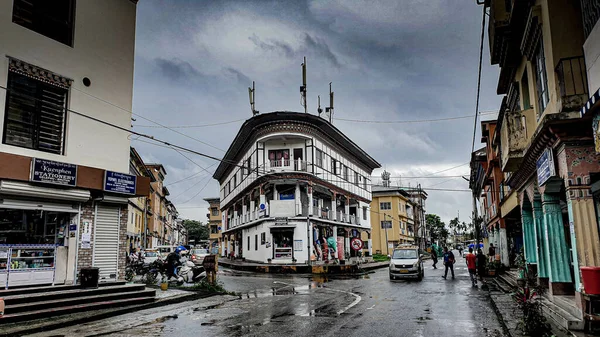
xmin=458 ymin=246 xmax=463 ymax=257
xmin=431 ymin=248 xmax=438 ymax=269
xmin=465 ymin=247 xmax=477 ymax=287
xmin=476 ymin=248 xmax=487 ymax=281
xmin=488 ymin=243 xmax=496 ymax=263
xmin=442 ymin=247 xmax=455 ymax=280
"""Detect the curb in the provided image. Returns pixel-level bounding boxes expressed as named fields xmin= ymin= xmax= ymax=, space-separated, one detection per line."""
xmin=486 ymin=289 xmax=514 ymax=337
xmin=2 ymin=291 xmax=218 ymax=337
xmin=219 ymin=260 xmax=389 ymax=274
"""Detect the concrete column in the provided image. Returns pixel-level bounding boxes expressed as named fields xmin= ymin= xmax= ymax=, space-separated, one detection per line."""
xmin=308 ymin=186 xmax=313 ymax=216
xmin=533 ymin=199 xmax=550 ymax=280
xmin=543 ymin=193 xmax=573 ymax=294
xmin=499 ymin=227 xmax=509 ymax=266
xmin=332 ymin=226 xmax=338 ymax=259
xmin=273 ymin=184 xmax=278 ymax=201
xmin=344 ymin=230 xmax=350 ymax=259
xmin=368 ymin=231 xmax=373 ymax=256
xmin=295 ymin=182 xmax=301 ymax=215
xmin=345 ymin=196 xmax=350 ymax=222
xmin=521 ymin=206 xmax=538 ymax=264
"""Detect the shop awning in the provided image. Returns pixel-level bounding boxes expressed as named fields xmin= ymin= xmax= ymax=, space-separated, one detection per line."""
xmin=0 ymin=180 xmax=90 ymax=202
xmin=0 ymin=197 xmax=79 ymax=213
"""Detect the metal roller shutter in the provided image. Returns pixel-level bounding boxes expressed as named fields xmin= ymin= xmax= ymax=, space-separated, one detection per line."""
xmin=93 ymin=204 xmax=120 ymax=281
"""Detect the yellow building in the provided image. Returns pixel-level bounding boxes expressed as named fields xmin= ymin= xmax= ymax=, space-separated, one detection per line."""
xmin=127 ymin=148 xmax=155 ymax=252
xmin=204 ymin=197 xmax=222 ymax=254
xmin=368 ymin=185 xmax=416 ymax=255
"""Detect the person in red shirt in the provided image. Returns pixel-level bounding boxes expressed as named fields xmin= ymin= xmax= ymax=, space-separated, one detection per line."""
xmin=465 ymin=247 xmax=477 ymax=287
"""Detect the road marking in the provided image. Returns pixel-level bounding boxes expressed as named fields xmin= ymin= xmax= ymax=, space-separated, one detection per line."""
xmin=367 ymin=305 xmax=375 ymax=310
xmin=273 ymin=281 xmax=362 ymax=315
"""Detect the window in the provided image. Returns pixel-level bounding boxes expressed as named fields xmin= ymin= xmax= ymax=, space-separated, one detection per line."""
xmin=255 ymin=234 xmax=258 ymax=251
xmin=332 ymin=159 xmax=338 ymax=175
xmin=247 ymin=236 xmax=250 ymax=251
xmin=354 ymin=172 xmax=359 ymax=185
xmin=344 ymin=165 xmax=349 ymax=181
xmin=247 ymin=158 xmax=252 ymax=175
xmin=534 ymin=41 xmax=549 ymax=116
xmin=12 ymin=0 xmax=76 ymax=46
xmin=363 ymin=176 xmax=367 ymax=190
xmin=363 ymin=206 xmax=368 ymax=220
xmin=211 ymin=208 xmax=219 ymax=216
xmin=315 ymin=149 xmax=323 ymax=167
xmin=261 ymin=232 xmax=266 ymax=245
xmin=380 ymin=202 xmax=391 ymax=210
xmin=381 ymin=221 xmax=392 ymax=229
xmin=521 ymin=71 xmax=531 ymax=109
xmin=268 ymin=149 xmax=289 ymax=167
xmin=3 ymin=72 xmax=68 ymax=154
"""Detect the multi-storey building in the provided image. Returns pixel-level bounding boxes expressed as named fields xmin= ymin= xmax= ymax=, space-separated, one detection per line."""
xmin=213 ymin=112 xmax=381 ymax=264
xmin=127 ymin=147 xmax=155 ymax=253
xmin=0 ymin=0 xmax=147 ymax=286
xmin=369 ymin=184 xmax=416 ymax=255
xmin=204 ymin=197 xmax=222 ymax=254
xmin=406 ymin=187 xmax=428 ymax=248
xmin=472 ymin=0 xmax=600 ymax=326
xmin=146 ymin=164 xmax=167 ymax=248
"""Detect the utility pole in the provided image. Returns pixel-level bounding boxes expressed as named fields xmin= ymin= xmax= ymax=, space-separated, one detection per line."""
xmin=300 ymin=57 xmax=307 ymax=114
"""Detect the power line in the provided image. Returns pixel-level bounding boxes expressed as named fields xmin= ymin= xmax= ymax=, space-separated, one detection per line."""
xmin=70 ymin=86 xmax=226 ymax=152
xmin=471 ymin=6 xmax=487 ymax=154
xmin=334 ymin=112 xmax=497 ymax=124
xmin=369 ymin=174 xmax=468 ymax=179
xmin=133 ymin=119 xmax=247 ymax=129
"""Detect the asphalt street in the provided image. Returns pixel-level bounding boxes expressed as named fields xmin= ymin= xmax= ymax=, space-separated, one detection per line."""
xmin=28 ymin=251 xmax=505 ymax=337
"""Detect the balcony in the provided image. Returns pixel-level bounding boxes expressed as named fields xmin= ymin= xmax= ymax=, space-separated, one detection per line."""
xmin=263 ymin=159 xmax=309 ymax=173
xmin=556 ymin=56 xmax=589 ymax=113
xmin=500 ymin=109 xmax=534 ymax=171
xmin=488 ymin=0 xmax=511 ymax=65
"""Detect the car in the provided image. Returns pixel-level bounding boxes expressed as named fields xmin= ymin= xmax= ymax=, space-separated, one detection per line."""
xmin=143 ymin=249 xmax=160 ymax=264
xmin=389 ymin=246 xmax=424 ymax=281
xmin=155 ymin=245 xmax=177 ymax=259
xmin=190 ymin=248 xmax=210 ymax=265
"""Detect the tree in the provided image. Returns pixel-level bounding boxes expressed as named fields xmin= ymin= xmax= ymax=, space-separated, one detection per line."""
xmin=427 ymin=214 xmax=449 ymax=244
xmin=183 ymin=219 xmax=209 ymax=243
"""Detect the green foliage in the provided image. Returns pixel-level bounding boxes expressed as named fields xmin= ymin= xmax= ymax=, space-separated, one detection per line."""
xmin=125 ymin=267 xmax=135 ymax=282
xmin=183 ymin=219 xmax=209 ymax=242
xmin=511 ymin=271 xmax=552 ymax=336
xmin=189 ymin=279 xmax=233 ymax=295
xmin=427 ymin=214 xmax=449 ymax=243
xmin=372 ymin=254 xmax=390 ymax=262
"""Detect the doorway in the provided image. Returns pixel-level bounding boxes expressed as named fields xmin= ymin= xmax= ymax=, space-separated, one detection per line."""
xmin=293 ymin=148 xmax=303 ymax=171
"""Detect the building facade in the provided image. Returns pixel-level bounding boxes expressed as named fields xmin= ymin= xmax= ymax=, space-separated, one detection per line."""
xmin=127 ymin=147 xmax=155 ymax=254
xmin=204 ymin=197 xmax=222 ymax=254
xmin=472 ymin=0 xmax=600 ymax=324
xmin=0 ymin=0 xmax=147 ymax=286
xmin=213 ymin=112 xmax=381 ymax=264
xmin=368 ymin=185 xmax=416 ymax=255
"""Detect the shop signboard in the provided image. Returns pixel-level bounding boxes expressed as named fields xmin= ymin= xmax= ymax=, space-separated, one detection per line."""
xmin=536 ymin=148 xmax=556 ymax=186
xmin=279 ymin=193 xmax=294 ymax=200
xmin=274 ymin=217 xmax=288 ymax=226
xmin=31 ymin=158 xmax=77 ymax=186
xmin=104 ymin=171 xmax=137 ymax=195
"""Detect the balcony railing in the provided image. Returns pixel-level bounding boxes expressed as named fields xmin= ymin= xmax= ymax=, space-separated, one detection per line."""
xmin=263 ymin=159 xmax=309 ymax=173
xmin=556 ymin=56 xmax=589 ymax=112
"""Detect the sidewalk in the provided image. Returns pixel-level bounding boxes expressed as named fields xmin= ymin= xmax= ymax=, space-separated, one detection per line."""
xmin=218 ymin=258 xmax=389 ymax=274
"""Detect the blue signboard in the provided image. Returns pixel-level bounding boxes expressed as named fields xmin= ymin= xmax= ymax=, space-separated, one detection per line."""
xmin=31 ymin=158 xmax=77 ymax=186
xmin=104 ymin=171 xmax=137 ymax=195
xmin=536 ymin=148 xmax=555 ymax=186
xmin=279 ymin=193 xmax=295 ymax=200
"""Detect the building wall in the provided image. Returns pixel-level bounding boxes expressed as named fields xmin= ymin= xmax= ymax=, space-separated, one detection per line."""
xmin=584 ymin=18 xmax=600 ymax=93
xmin=370 ymin=193 xmax=414 ymax=254
xmin=0 ymin=0 xmax=136 ymax=173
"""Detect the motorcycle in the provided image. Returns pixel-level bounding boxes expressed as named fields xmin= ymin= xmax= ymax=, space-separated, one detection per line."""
xmin=175 ymin=254 xmax=205 ymax=284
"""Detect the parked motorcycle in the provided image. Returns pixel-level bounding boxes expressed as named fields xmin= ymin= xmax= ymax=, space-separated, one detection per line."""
xmin=175 ymin=254 xmax=205 ymax=283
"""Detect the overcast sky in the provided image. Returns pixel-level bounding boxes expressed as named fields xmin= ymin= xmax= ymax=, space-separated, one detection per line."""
xmin=131 ymin=0 xmax=502 ymax=225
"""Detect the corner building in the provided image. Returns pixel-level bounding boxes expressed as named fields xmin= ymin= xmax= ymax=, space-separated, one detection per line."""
xmin=213 ymin=112 xmax=381 ymax=264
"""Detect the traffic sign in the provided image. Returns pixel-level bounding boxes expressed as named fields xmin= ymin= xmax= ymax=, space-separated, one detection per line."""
xmin=350 ymin=238 xmax=363 ymax=251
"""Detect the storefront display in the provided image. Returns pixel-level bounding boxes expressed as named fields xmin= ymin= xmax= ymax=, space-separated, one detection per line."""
xmin=273 ymin=231 xmax=293 ymax=259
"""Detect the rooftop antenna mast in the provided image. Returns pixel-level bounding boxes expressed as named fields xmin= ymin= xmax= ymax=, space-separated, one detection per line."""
xmin=325 ymin=82 xmax=334 ymax=123
xmin=317 ymin=95 xmax=323 ymax=117
xmin=248 ymin=81 xmax=259 ymax=116
xmin=300 ymin=57 xmax=307 ymax=113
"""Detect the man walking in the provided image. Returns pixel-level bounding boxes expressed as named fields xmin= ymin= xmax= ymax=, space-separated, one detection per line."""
xmin=442 ymin=247 xmax=455 ymax=280
xmin=488 ymin=243 xmax=496 ymax=263
xmin=477 ymin=248 xmax=487 ymax=282
xmin=465 ymin=247 xmax=477 ymax=287
xmin=431 ymin=248 xmax=438 ymax=269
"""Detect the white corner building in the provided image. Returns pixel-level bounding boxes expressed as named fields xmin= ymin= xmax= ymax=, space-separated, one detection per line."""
xmin=213 ymin=112 xmax=381 ymax=264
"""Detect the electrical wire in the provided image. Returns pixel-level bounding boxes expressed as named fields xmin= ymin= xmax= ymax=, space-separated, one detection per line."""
xmin=133 ymin=118 xmax=247 ymax=129
xmin=334 ymin=111 xmax=497 ymax=124
xmin=471 ymin=6 xmax=487 ymax=154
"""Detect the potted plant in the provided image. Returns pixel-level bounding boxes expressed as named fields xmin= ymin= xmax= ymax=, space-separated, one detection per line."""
xmin=267 ymin=258 xmax=272 ymax=264
xmin=160 ymin=275 xmax=169 ymax=291
xmin=487 ymin=261 xmax=497 ymax=276
xmin=515 ymin=249 xmax=527 ymax=287
xmin=511 ymin=270 xmax=552 ymax=336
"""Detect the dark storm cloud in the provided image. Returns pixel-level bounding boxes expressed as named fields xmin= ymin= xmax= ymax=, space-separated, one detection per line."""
xmin=154 ymin=58 xmax=205 ymax=82
xmin=132 ymin=0 xmax=502 ymax=223
xmin=249 ymin=34 xmax=295 ymax=58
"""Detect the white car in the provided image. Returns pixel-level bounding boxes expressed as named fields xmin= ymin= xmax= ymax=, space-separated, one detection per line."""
xmin=191 ymin=248 xmax=210 ymax=266
xmin=143 ymin=249 xmax=160 ymax=264
xmin=389 ymin=247 xmax=424 ymax=281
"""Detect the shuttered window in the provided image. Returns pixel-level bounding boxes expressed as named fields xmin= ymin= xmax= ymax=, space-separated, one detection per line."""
xmin=12 ymin=0 xmax=76 ymax=46
xmin=3 ymin=72 xmax=68 ymax=155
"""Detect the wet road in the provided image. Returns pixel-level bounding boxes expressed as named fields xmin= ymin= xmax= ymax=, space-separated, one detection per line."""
xmin=29 ymin=252 xmax=505 ymax=337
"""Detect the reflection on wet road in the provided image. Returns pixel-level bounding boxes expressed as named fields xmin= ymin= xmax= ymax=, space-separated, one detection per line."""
xmin=27 ymin=255 xmax=505 ymax=337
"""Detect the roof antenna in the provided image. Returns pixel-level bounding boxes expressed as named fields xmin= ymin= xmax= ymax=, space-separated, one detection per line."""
xmin=300 ymin=57 xmax=307 ymax=113
xmin=317 ymin=95 xmax=323 ymax=117
xmin=325 ymin=82 xmax=334 ymax=123
xmin=248 ymin=81 xmax=259 ymax=116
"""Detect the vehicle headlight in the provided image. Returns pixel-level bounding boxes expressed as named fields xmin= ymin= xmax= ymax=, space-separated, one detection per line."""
xmin=413 ymin=262 xmax=419 ymax=268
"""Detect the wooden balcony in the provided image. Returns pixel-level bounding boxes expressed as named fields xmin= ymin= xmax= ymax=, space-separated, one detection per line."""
xmin=500 ymin=109 xmax=534 ymax=172
xmin=556 ymin=56 xmax=589 ymax=113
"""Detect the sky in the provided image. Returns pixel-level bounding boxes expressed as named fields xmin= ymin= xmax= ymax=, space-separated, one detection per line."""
xmin=131 ymin=0 xmax=502 ymax=225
